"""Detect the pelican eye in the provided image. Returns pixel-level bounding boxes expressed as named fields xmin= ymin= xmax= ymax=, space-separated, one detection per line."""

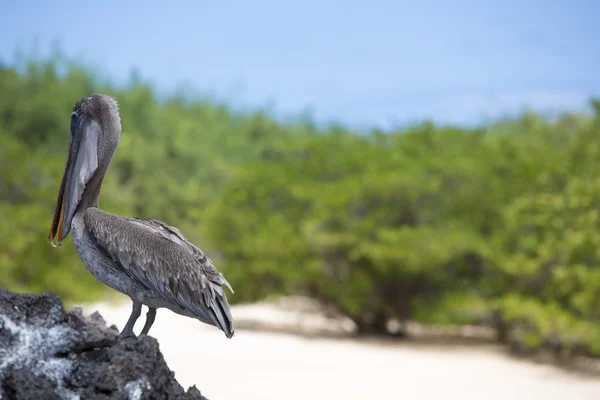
xmin=70 ymin=111 xmax=79 ymax=136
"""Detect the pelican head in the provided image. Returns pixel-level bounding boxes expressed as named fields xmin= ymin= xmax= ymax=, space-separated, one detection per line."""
xmin=49 ymin=94 xmax=121 ymax=247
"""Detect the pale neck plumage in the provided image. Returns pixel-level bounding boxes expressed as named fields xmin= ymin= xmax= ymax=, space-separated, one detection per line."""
xmin=76 ymin=120 xmax=120 ymax=212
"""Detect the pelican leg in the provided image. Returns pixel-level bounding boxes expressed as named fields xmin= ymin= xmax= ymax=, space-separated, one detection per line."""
xmin=140 ymin=307 xmax=157 ymax=336
xmin=120 ymin=301 xmax=142 ymax=337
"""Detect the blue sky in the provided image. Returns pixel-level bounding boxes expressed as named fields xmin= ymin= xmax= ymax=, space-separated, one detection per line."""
xmin=1 ymin=0 xmax=599 ymax=128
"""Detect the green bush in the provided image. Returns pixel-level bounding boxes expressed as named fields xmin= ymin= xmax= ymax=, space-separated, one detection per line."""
xmin=205 ymin=111 xmax=600 ymax=357
xmin=2 ymin=57 xmax=600 ymax=357
xmin=491 ymin=176 xmax=600 ymax=356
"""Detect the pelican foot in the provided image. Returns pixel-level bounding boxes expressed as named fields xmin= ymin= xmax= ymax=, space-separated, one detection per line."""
xmin=119 ymin=328 xmax=137 ymax=339
xmin=119 ymin=301 xmax=142 ymax=339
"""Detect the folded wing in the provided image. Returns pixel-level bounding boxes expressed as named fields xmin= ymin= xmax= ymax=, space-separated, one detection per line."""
xmin=84 ymin=208 xmax=234 ymax=337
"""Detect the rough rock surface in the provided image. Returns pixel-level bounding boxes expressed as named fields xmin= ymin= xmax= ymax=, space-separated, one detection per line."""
xmin=0 ymin=289 xmax=208 ymax=400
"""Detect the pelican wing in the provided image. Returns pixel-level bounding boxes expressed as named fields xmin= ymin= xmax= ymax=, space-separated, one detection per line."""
xmin=84 ymin=208 xmax=234 ymax=337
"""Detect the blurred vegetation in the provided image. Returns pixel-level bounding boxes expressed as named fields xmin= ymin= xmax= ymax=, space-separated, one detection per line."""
xmin=1 ymin=58 xmax=600 ymax=358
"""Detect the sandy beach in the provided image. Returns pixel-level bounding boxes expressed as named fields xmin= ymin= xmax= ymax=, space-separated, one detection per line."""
xmin=85 ymin=298 xmax=600 ymax=400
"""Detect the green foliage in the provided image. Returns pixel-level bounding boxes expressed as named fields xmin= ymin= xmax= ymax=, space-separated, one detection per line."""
xmin=206 ymin=106 xmax=600 ymax=355
xmin=491 ymin=176 xmax=600 ymax=355
xmin=2 ymin=58 xmax=600 ymax=358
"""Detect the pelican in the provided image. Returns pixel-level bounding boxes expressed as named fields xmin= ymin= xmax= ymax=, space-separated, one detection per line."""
xmin=48 ymin=94 xmax=235 ymax=338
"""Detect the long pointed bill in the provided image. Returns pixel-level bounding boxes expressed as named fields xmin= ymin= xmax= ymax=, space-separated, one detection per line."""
xmin=49 ymin=115 xmax=101 ymax=247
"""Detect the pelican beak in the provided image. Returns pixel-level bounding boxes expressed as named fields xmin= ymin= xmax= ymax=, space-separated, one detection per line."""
xmin=49 ymin=114 xmax=101 ymax=247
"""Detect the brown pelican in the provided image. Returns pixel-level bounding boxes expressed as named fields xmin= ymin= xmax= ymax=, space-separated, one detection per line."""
xmin=48 ymin=94 xmax=234 ymax=338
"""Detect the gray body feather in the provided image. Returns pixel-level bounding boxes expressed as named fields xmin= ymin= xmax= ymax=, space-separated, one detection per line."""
xmin=72 ymin=209 xmax=234 ymax=338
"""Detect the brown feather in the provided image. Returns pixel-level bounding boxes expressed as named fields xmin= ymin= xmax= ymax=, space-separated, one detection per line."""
xmin=84 ymin=208 xmax=235 ymax=337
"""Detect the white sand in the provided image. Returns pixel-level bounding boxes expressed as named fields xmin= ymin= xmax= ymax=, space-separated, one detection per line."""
xmin=86 ymin=299 xmax=600 ymax=400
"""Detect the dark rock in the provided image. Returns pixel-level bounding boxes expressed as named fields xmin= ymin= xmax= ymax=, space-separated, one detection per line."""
xmin=0 ymin=289 xmax=208 ymax=400
xmin=2 ymin=366 xmax=61 ymax=400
